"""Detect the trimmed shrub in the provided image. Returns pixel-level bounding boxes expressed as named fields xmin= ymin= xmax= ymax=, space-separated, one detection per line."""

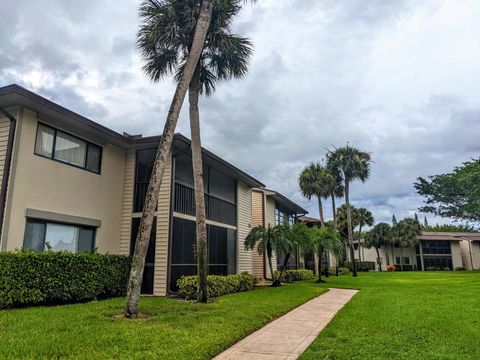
xmin=0 ymin=251 xmax=131 ymax=309
xmin=344 ymin=261 xmax=376 ymax=272
xmin=455 ymin=267 xmax=466 ymax=271
xmin=426 ymin=267 xmax=440 ymax=271
xmin=273 ymin=269 xmax=315 ymax=282
xmin=177 ymin=272 xmax=256 ymax=300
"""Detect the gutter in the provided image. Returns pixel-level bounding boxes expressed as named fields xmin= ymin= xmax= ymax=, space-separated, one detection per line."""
xmin=0 ymin=106 xmax=17 ymax=249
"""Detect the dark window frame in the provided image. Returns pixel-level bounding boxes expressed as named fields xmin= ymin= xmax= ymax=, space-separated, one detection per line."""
xmin=23 ymin=218 xmax=96 ymax=253
xmin=34 ymin=122 xmax=103 ymax=174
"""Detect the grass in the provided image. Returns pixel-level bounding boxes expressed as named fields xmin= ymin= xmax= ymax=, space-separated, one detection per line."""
xmin=300 ymin=271 xmax=480 ymax=360
xmin=0 ymin=280 xmax=326 ymax=359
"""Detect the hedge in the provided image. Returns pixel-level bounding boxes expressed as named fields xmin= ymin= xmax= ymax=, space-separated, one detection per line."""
xmin=344 ymin=261 xmax=376 ymax=272
xmin=0 ymin=251 xmax=131 ymax=309
xmin=273 ymin=269 xmax=315 ymax=282
xmin=328 ymin=267 xmax=350 ymax=275
xmin=177 ymin=272 xmax=256 ymax=299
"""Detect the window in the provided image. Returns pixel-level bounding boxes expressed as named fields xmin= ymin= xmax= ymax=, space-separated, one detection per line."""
xmin=23 ymin=219 xmax=95 ymax=253
xmin=403 ymin=257 xmax=410 ymax=265
xmin=395 ymin=256 xmax=401 ymax=264
xmin=275 ymin=206 xmax=295 ymax=225
xmin=133 ymin=148 xmax=157 ymax=212
xmin=34 ymin=123 xmax=102 ymax=173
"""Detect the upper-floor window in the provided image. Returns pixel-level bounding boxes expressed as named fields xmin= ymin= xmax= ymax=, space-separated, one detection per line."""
xmin=275 ymin=206 xmax=295 ymax=225
xmin=23 ymin=218 xmax=95 ymax=253
xmin=34 ymin=123 xmax=102 ymax=174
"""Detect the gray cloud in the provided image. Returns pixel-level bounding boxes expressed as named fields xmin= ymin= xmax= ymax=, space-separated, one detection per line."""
xmin=1 ymin=0 xmax=479 ymax=227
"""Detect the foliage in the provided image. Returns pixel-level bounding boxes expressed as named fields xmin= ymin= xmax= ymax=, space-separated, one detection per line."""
xmin=424 ymin=224 xmax=477 ymax=232
xmin=326 ymin=145 xmax=372 ymax=185
xmin=273 ymin=269 xmax=315 ymax=282
xmin=455 ymin=267 xmax=466 ymax=271
xmin=414 ymin=158 xmax=480 ymax=223
xmin=344 ymin=261 xmax=376 ymax=272
xmin=387 ymin=264 xmax=396 ymax=272
xmin=298 ymin=162 xmax=335 ymax=201
xmin=390 ymin=218 xmax=422 ymax=248
xmin=336 ymin=204 xmax=361 ymax=239
xmin=328 ymin=267 xmax=350 ymax=275
xmin=0 ymin=251 xmax=131 ymax=309
xmin=176 ymin=272 xmax=256 ymax=299
xmin=138 ymin=0 xmax=253 ymax=93
xmin=356 ymin=208 xmax=374 ymax=235
xmin=0 ymin=279 xmax=327 ymax=359
xmin=365 ymin=223 xmax=391 ymax=250
xmin=244 ymin=224 xmax=290 ymax=286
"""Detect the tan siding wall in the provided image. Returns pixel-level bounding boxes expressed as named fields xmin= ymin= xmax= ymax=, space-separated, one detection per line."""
xmin=4 ymin=108 xmax=125 ymax=253
xmin=0 ymin=117 xmax=10 ymax=205
xmin=265 ymin=196 xmax=277 ymax=277
xmin=451 ymin=241 xmax=463 ymax=269
xmin=153 ymin=152 xmax=172 ymax=296
xmin=237 ymin=182 xmax=252 ymax=273
xmin=119 ymin=150 xmax=135 ymax=256
xmin=251 ymin=191 xmax=264 ymax=279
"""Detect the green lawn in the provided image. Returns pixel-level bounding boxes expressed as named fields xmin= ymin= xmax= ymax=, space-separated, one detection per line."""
xmin=300 ymin=271 xmax=480 ymax=360
xmin=0 ymin=281 xmax=326 ymax=359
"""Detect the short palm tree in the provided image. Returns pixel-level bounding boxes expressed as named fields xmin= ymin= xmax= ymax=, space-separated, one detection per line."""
xmin=299 ymin=163 xmax=335 ymax=226
xmin=245 ymin=224 xmax=290 ymax=287
xmin=391 ymin=218 xmax=422 ymax=270
xmin=277 ymin=222 xmax=310 ymax=281
xmin=301 ymin=226 xmax=343 ymax=283
xmin=356 ymin=208 xmax=374 ymax=264
xmin=327 ymin=145 xmax=371 ymax=277
xmin=137 ymin=0 xmax=252 ymax=303
xmin=364 ymin=223 xmax=391 ymax=271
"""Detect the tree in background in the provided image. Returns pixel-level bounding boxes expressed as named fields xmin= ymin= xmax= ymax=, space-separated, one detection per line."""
xmin=424 ymin=223 xmax=477 ymax=232
xmin=327 ymin=145 xmax=371 ymax=277
xmin=300 ymin=226 xmax=343 ymax=283
xmin=365 ymin=223 xmax=391 ymax=271
xmin=356 ymin=208 xmax=374 ymax=264
xmin=415 ymin=158 xmax=480 ymax=223
xmin=245 ymin=224 xmax=290 ymax=287
xmin=390 ymin=218 xmax=422 ymax=270
xmin=299 ymin=163 xmax=335 ymax=226
xmin=424 ymin=216 xmax=429 ymax=228
xmin=392 ymin=214 xmax=397 ymax=225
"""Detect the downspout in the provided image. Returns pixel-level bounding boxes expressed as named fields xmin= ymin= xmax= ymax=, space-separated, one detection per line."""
xmin=262 ymin=191 xmax=267 ymax=280
xmin=0 ymin=106 xmax=17 ymax=250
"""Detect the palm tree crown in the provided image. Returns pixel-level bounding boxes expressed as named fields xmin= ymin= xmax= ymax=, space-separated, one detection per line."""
xmin=138 ymin=0 xmax=252 ymax=93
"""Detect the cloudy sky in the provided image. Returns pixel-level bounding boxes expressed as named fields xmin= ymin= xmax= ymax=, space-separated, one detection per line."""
xmin=1 ymin=0 xmax=479 ymax=226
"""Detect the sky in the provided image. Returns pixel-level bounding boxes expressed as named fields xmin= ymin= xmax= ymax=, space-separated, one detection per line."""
xmin=1 ymin=0 xmax=479 ymax=227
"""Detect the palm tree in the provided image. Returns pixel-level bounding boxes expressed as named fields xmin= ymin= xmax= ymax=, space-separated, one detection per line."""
xmin=336 ymin=204 xmax=360 ymax=262
xmin=390 ymin=218 xmax=422 ymax=270
xmin=325 ymin=164 xmax=344 ymax=230
xmin=126 ymin=0 xmax=254 ymax=316
xmin=278 ymin=222 xmax=310 ymax=280
xmin=245 ymin=224 xmax=290 ymax=287
xmin=301 ymin=227 xmax=343 ymax=283
xmin=143 ymin=0 xmax=252 ymax=303
xmin=364 ymin=223 xmax=391 ymax=271
xmin=327 ymin=145 xmax=371 ymax=277
xmin=299 ymin=163 xmax=335 ymax=226
xmin=356 ymin=208 xmax=374 ymax=264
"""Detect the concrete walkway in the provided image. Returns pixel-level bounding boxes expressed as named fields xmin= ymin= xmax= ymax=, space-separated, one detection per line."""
xmin=213 ymin=288 xmax=358 ymax=360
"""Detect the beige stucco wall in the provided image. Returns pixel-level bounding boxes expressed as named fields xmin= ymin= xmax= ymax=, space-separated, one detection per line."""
xmin=237 ymin=181 xmax=252 ymax=273
xmin=3 ymin=108 xmax=125 ymax=253
xmin=0 ymin=116 xmax=11 ymax=203
xmin=461 ymin=240 xmax=480 ymax=270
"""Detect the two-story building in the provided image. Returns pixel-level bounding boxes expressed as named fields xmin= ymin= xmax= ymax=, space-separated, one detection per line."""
xmin=0 ymin=84 xmax=265 ymax=296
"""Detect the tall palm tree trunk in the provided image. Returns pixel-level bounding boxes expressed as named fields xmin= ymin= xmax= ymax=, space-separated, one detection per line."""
xmin=280 ymin=252 xmax=291 ymax=281
xmin=317 ymin=196 xmax=325 ymax=226
xmin=125 ymin=0 xmax=214 ymax=318
xmin=344 ymin=181 xmax=357 ymax=277
xmin=267 ymin=245 xmax=279 ymax=287
xmin=375 ymin=247 xmax=382 ymax=271
xmin=316 ymin=249 xmax=324 ymax=283
xmin=357 ymin=224 xmax=363 ymax=266
xmin=385 ymin=246 xmax=390 ymax=265
xmin=331 ymin=195 xmax=337 ymax=228
xmin=189 ymin=66 xmax=208 ymax=303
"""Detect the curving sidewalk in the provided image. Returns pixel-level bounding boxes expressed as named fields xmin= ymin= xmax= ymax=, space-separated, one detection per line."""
xmin=213 ymin=288 xmax=358 ymax=360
